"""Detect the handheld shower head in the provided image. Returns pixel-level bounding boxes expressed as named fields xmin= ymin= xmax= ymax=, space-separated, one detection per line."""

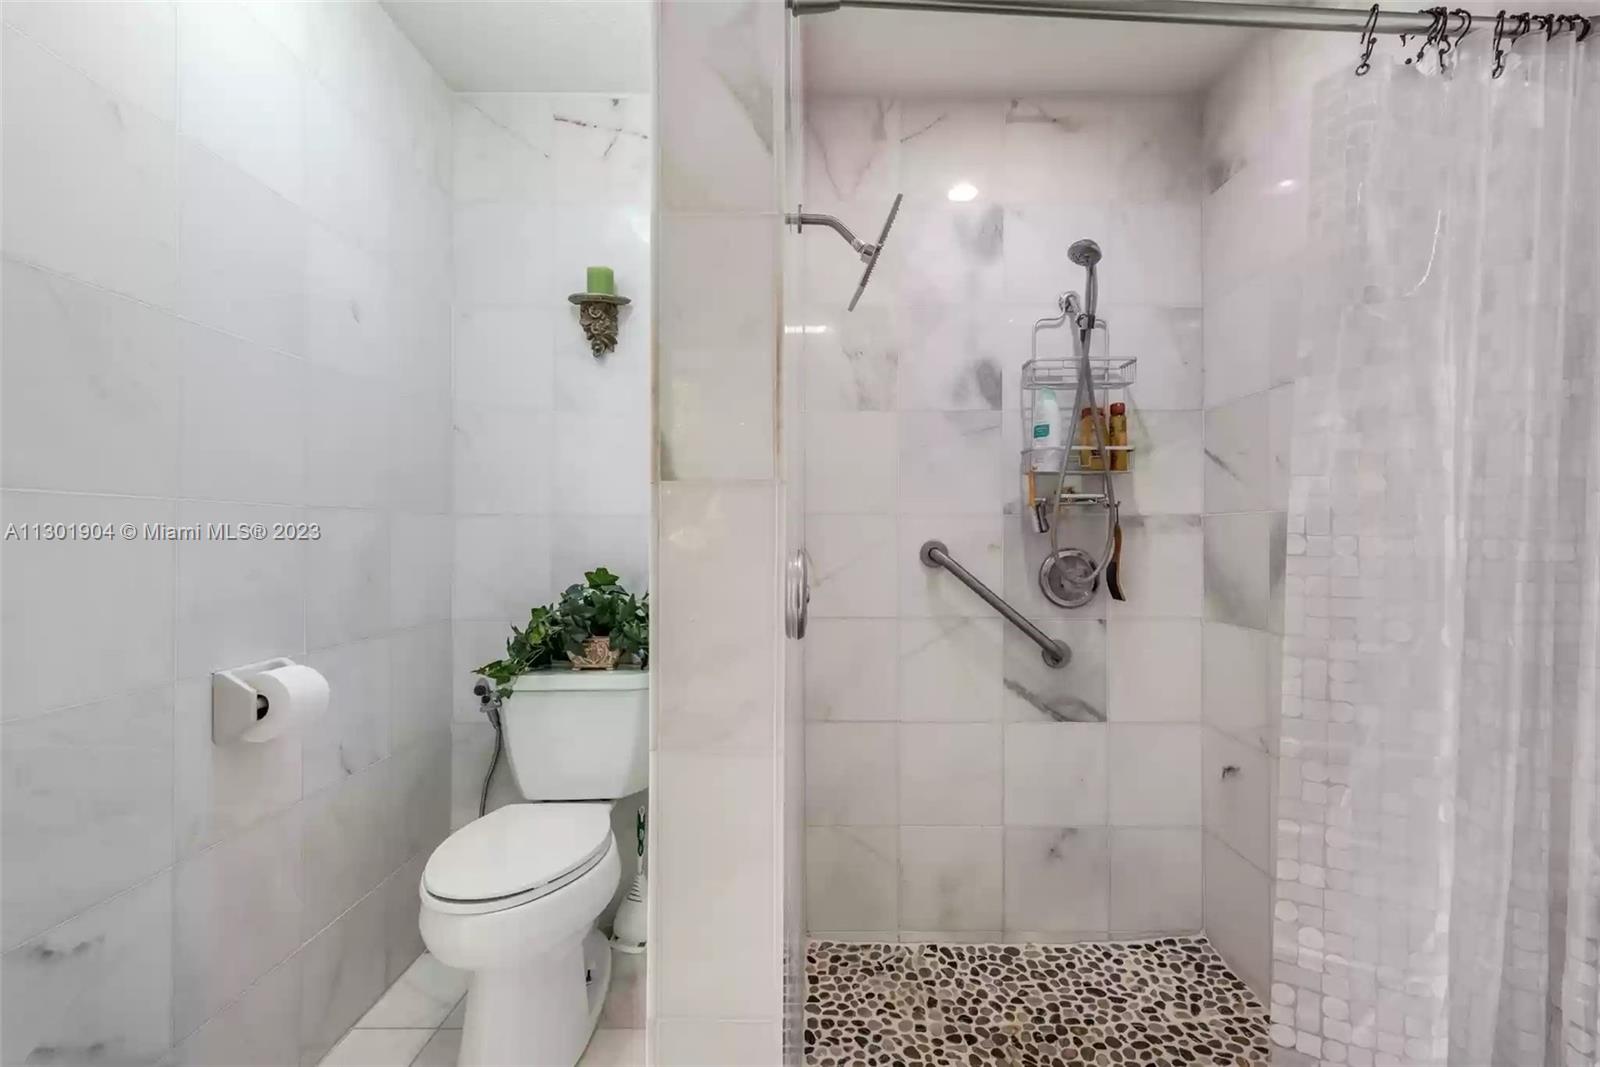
xmin=848 ymin=193 xmax=902 ymax=311
xmin=1068 ymin=238 xmax=1102 ymax=324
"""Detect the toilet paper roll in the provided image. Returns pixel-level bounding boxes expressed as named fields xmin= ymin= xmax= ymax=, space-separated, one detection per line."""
xmin=242 ymin=664 xmax=329 ymax=743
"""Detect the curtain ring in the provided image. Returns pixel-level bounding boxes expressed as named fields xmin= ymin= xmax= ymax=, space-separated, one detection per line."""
xmin=1492 ymin=9 xmax=1510 ymax=77
xmin=1356 ymin=3 xmax=1382 ymax=75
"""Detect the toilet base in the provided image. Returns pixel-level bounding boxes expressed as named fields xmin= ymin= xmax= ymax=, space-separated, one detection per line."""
xmin=458 ymin=927 xmax=613 ymax=1067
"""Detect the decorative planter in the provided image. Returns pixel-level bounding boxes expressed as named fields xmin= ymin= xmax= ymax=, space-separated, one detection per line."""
xmin=567 ymin=635 xmax=621 ymax=670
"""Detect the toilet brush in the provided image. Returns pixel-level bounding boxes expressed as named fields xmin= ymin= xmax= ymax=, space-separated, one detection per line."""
xmin=611 ymin=805 xmax=647 ymax=954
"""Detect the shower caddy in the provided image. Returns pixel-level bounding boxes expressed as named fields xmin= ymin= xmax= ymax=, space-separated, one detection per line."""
xmin=1018 ymin=334 xmax=1137 ymax=515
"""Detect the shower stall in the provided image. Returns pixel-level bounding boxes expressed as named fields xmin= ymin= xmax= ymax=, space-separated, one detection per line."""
xmin=652 ymin=1 xmax=1597 ymax=1065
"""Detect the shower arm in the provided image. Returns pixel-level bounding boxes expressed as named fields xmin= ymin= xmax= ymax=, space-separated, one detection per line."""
xmin=785 ymin=210 xmax=877 ymax=262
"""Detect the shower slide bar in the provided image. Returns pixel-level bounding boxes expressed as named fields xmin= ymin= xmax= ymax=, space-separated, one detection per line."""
xmin=792 ymin=0 xmax=1503 ymax=36
xmin=919 ymin=540 xmax=1071 ymax=669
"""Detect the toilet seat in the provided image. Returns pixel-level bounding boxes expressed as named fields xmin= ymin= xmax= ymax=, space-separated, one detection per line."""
xmin=423 ymin=803 xmax=613 ymax=915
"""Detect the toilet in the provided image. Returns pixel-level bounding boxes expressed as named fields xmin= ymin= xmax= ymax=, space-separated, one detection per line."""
xmin=418 ymin=668 xmax=648 ymax=1067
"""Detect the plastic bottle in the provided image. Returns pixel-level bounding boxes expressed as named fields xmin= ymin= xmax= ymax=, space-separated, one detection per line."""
xmin=1031 ymin=389 xmax=1062 ymax=465
xmin=1108 ymin=402 xmax=1129 ymax=471
xmin=1078 ymin=407 xmax=1105 ymax=471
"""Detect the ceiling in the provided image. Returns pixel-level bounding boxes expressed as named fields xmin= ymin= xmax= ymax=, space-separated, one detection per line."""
xmin=382 ymin=0 xmax=651 ymax=93
xmin=802 ymin=7 xmax=1257 ymax=96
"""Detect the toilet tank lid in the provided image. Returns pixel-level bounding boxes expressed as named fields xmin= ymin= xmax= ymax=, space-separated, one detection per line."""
xmin=512 ymin=667 xmax=649 ymax=692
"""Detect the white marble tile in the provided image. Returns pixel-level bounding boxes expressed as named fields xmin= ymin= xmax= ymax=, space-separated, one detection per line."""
xmin=300 ymin=766 xmax=396 ymax=939
xmin=652 ymin=752 xmax=778 ymax=1020
xmin=165 ymin=956 xmax=299 ymax=1067
xmin=177 ymin=141 xmax=308 ymax=357
xmin=385 ymin=391 xmax=452 ymax=516
xmin=1003 ymin=722 xmax=1108 ymax=827
xmin=177 ymin=0 xmax=304 ymax=204
xmin=997 ymin=96 xmax=1112 ymax=203
xmin=1203 ymin=512 xmax=1272 ymax=630
xmin=1112 ymin=200 xmax=1203 ymax=306
xmin=805 ymin=412 xmax=897 ymax=514
xmin=1109 ymin=827 xmax=1202 ymax=933
xmin=805 ymin=723 xmax=897 ymax=826
xmin=552 ymin=412 xmax=651 ymax=519
xmin=897 ymin=202 xmax=1006 ymax=304
xmin=303 ymin=366 xmax=390 ymax=511
xmin=1204 ymin=728 xmax=1273 ymax=873
xmin=356 ymin=952 xmax=466 ymax=1030
xmin=897 ymin=302 xmax=1007 ymax=413
xmin=898 ymin=514 xmax=1003 ymax=619
xmin=554 ymin=312 xmax=649 ymax=417
xmin=303 ymin=222 xmax=391 ymax=383
xmin=1202 ymin=836 xmax=1271 ymax=998
xmin=1203 ymin=275 xmax=1272 ymax=408
xmin=1122 ymin=409 xmax=1204 ymax=517
xmin=1003 ymin=619 xmax=1106 ymax=723
xmin=1202 ymin=159 xmax=1301 ymax=296
xmin=804 ymin=619 xmax=899 ymax=722
xmin=386 ymin=735 xmax=451 ymax=863
xmin=300 ymin=81 xmax=391 ymax=253
xmin=1 ymin=27 xmax=178 ymax=308
xmin=1107 ymin=724 xmax=1202 ymax=827
xmin=1 ymin=871 xmax=173 ymax=1066
xmin=173 ymin=501 xmax=305 ymax=679
xmin=805 ymin=826 xmax=898 ymax=934
xmin=655 ymin=482 xmax=777 ymax=755
xmin=452 ymin=402 xmax=553 ymax=516
xmin=382 ymin=852 xmax=427 ymax=988
xmin=388 ymin=516 xmax=451 ymax=630
xmin=453 ymin=304 xmax=554 ymax=410
xmin=551 ymin=93 xmax=652 ymax=208
xmin=173 ymin=679 xmax=302 ymax=858
xmin=2 ymin=261 xmax=181 ymax=497
xmin=452 ymin=202 xmax=552 ymax=305
xmin=1003 ymin=827 xmax=1110 ymax=936
xmin=1115 ymin=304 xmax=1203 ymax=412
xmin=301 ymin=639 xmax=391 ymax=796
xmin=305 ymin=508 xmax=390 ymax=649
xmin=1200 ymin=42 xmax=1272 ymax=194
xmin=899 ymin=723 xmax=1002 ymax=826
xmin=897 ymin=616 xmax=1003 ymax=723
xmin=653 ymin=1020 xmax=776 ymax=1067
xmin=656 ymin=214 xmax=776 ymax=481
xmin=449 ymin=720 xmax=520 ymax=829
xmin=1001 ymin=202 xmax=1114 ymax=306
xmin=600 ymin=948 xmax=645 ymax=1030
xmin=1202 ymin=621 xmax=1273 ymax=752
xmin=1267 ymin=384 xmax=1294 ymax=510
xmin=657 ymin=0 xmax=780 ymax=213
xmin=173 ymin=806 xmax=303 ymax=1037
xmin=804 ymin=97 xmax=901 ymax=209
xmin=898 ymin=826 xmax=1003 ymax=932
xmin=317 ymin=1028 xmax=432 ymax=1067
xmin=388 ymin=624 xmax=455 ymax=754
xmin=552 ymin=202 xmax=652 ymax=311
xmin=805 ymin=514 xmax=897 ymax=618
xmin=898 ymin=100 xmax=1004 ymax=203
xmin=2 ymin=0 xmax=176 ymax=120
xmin=179 ymin=320 xmax=306 ymax=505
xmin=297 ymin=884 xmax=389 ymax=1066
xmin=897 ymin=412 xmax=1005 ymax=515
xmin=2 ymin=687 xmax=174 ymax=949
xmin=453 ymin=94 xmax=552 ymax=204
xmin=1107 ymin=619 xmax=1202 ymax=722
xmin=451 ymin=515 xmax=552 ymax=623
xmin=1105 ymin=96 xmax=1204 ymax=203
xmin=551 ymin=514 xmax=650 ymax=596
xmin=1106 ymin=514 xmax=1204 ymax=620
xmin=2 ymin=492 xmax=175 ymax=717
xmin=410 ymin=1027 xmax=462 ymax=1067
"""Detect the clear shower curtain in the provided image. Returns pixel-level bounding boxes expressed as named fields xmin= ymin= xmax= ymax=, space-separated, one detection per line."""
xmin=1272 ymin=32 xmax=1600 ymax=1067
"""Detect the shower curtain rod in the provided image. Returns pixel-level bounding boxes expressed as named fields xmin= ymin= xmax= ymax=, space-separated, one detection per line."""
xmin=789 ymin=0 xmax=1529 ymax=36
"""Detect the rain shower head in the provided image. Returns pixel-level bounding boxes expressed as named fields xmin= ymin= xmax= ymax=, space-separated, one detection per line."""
xmin=785 ymin=194 xmax=904 ymax=312
xmin=849 ymin=193 xmax=902 ymax=311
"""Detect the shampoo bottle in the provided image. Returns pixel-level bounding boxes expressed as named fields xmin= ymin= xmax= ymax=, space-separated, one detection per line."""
xmin=1031 ymin=388 xmax=1062 ymax=465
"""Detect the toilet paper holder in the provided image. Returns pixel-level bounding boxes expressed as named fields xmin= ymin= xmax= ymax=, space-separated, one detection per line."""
xmin=211 ymin=657 xmax=303 ymax=743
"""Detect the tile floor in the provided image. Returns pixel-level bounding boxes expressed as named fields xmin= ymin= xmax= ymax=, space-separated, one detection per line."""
xmin=319 ymin=949 xmax=645 ymax=1067
xmin=804 ymin=936 xmax=1269 ymax=1066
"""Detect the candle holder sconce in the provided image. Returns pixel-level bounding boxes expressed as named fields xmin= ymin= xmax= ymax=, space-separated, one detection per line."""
xmin=568 ymin=292 xmax=631 ymax=357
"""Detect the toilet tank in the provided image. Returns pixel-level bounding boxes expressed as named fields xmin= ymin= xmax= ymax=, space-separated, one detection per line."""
xmin=502 ymin=668 xmax=649 ymax=800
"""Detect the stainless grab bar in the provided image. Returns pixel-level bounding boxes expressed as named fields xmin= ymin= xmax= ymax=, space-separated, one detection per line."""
xmin=919 ymin=540 xmax=1071 ymax=668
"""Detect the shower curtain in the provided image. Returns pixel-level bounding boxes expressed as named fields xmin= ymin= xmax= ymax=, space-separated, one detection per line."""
xmin=1273 ymin=31 xmax=1600 ymax=1067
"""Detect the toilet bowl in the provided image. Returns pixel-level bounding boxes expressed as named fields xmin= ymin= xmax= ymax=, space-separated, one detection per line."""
xmin=417 ymin=667 xmax=648 ymax=1067
xmin=420 ymin=803 xmax=621 ymax=1067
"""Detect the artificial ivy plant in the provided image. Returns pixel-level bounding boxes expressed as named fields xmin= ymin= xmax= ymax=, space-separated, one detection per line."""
xmin=474 ymin=567 xmax=649 ymax=698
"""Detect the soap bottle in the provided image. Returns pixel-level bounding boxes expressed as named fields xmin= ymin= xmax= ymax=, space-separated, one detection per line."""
xmin=1108 ymin=402 xmax=1129 ymax=471
xmin=1031 ymin=389 xmax=1062 ymax=466
xmin=1077 ymin=407 xmax=1105 ymax=471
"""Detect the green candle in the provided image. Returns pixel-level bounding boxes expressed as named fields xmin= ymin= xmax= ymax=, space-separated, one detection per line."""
xmin=586 ymin=266 xmax=615 ymax=295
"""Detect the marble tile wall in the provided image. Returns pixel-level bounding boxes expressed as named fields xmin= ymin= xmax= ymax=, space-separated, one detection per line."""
xmin=651 ymin=1 xmax=790 ymax=1064
xmin=0 ymin=3 xmax=455 ymax=1064
xmin=445 ymin=90 xmax=653 ymax=846
xmin=799 ymin=93 xmax=1208 ymax=943
xmin=1198 ymin=28 xmax=1346 ymax=1001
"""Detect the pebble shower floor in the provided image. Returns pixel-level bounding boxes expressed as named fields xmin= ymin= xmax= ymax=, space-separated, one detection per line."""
xmin=803 ymin=936 xmax=1269 ymax=1066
